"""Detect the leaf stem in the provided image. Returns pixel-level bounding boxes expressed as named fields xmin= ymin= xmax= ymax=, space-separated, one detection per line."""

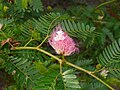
xmin=96 ymin=0 xmax=118 ymax=9
xmin=37 ymin=35 xmax=49 ymax=48
xmin=59 ymin=60 xmax=62 ymax=74
xmin=24 ymin=37 xmax=34 ymax=47
xmin=11 ymin=46 xmax=115 ymax=90
xmin=91 ymin=67 xmax=105 ymax=74
xmin=59 ymin=55 xmax=65 ymax=74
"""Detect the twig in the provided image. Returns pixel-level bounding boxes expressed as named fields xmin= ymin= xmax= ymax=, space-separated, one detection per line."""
xmin=96 ymin=0 xmax=118 ymax=9
xmin=37 ymin=35 xmax=49 ymax=48
xmin=11 ymin=46 xmax=115 ymax=90
xmin=24 ymin=37 xmax=34 ymax=47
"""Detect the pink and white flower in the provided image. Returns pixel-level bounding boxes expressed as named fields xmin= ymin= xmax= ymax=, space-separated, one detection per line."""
xmin=48 ymin=25 xmax=79 ymax=56
xmin=100 ymin=69 xmax=109 ymax=78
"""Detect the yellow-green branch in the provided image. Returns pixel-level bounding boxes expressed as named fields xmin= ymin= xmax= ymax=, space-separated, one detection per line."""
xmin=11 ymin=47 xmax=115 ymax=90
xmin=96 ymin=0 xmax=118 ymax=9
xmin=37 ymin=35 xmax=49 ymax=48
xmin=24 ymin=37 xmax=34 ymax=47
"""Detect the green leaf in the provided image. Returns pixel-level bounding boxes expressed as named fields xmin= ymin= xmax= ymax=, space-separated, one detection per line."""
xmin=34 ymin=13 xmax=69 ymax=35
xmin=2 ymin=56 xmax=42 ymax=90
xmin=29 ymin=0 xmax=43 ymax=12
xmin=62 ymin=69 xmax=81 ymax=89
xmin=97 ymin=38 xmax=120 ymax=78
xmin=62 ymin=20 xmax=99 ymax=41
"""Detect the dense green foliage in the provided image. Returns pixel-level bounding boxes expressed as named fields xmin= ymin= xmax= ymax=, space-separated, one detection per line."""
xmin=0 ymin=0 xmax=120 ymax=90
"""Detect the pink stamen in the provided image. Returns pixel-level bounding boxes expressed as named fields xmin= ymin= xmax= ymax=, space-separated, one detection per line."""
xmin=48 ymin=24 xmax=79 ymax=56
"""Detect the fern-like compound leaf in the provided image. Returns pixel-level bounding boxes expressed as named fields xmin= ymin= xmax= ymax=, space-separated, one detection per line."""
xmin=29 ymin=0 xmax=43 ymax=12
xmin=62 ymin=69 xmax=81 ymax=90
xmin=34 ymin=13 xmax=69 ymax=35
xmin=15 ymin=0 xmax=43 ymax=12
xmin=33 ymin=71 xmax=59 ymax=90
xmin=97 ymin=38 xmax=120 ymax=78
xmin=61 ymin=20 xmax=98 ymax=40
xmin=97 ymin=39 xmax=120 ymax=66
xmin=0 ymin=18 xmax=14 ymax=24
xmin=3 ymin=56 xmax=41 ymax=90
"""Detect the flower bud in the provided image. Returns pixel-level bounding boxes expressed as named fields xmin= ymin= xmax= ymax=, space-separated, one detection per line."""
xmin=100 ymin=69 xmax=109 ymax=78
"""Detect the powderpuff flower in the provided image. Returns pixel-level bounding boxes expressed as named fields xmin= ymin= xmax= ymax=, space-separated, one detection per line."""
xmin=48 ymin=25 xmax=79 ymax=56
xmin=100 ymin=69 xmax=109 ymax=78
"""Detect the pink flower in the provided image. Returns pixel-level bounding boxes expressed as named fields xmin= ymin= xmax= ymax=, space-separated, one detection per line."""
xmin=48 ymin=25 xmax=79 ymax=56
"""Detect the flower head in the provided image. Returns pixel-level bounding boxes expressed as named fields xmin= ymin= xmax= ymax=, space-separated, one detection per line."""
xmin=48 ymin=24 xmax=79 ymax=56
xmin=100 ymin=69 xmax=109 ymax=78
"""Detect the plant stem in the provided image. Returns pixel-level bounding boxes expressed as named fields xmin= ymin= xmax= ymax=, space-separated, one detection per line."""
xmin=24 ymin=37 xmax=34 ymax=47
xmin=11 ymin=47 xmax=61 ymax=62
xmin=37 ymin=35 xmax=49 ymax=48
xmin=96 ymin=0 xmax=118 ymax=9
xmin=91 ymin=67 xmax=105 ymax=74
xmin=59 ymin=60 xmax=62 ymax=74
xmin=59 ymin=55 xmax=65 ymax=74
xmin=11 ymin=47 xmax=115 ymax=90
xmin=65 ymin=61 xmax=114 ymax=90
